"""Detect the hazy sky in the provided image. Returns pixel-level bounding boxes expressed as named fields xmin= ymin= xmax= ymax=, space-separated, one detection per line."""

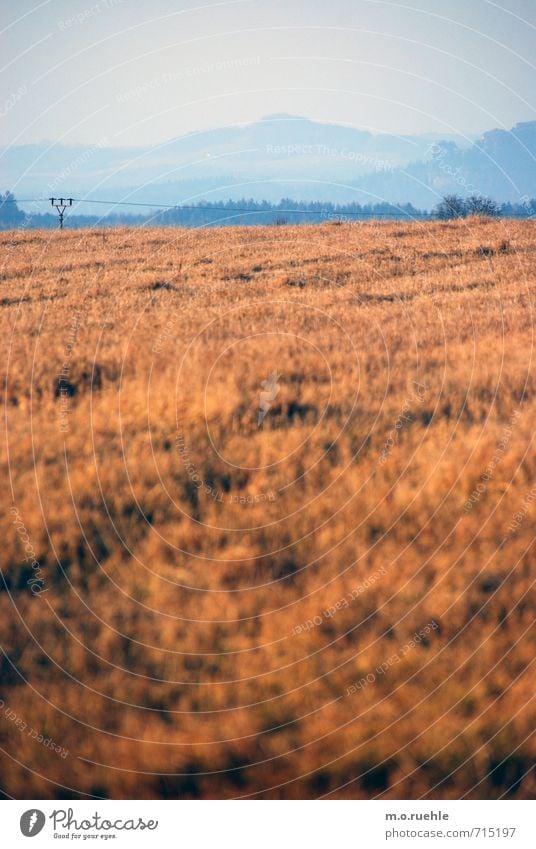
xmin=1 ymin=0 xmax=535 ymax=147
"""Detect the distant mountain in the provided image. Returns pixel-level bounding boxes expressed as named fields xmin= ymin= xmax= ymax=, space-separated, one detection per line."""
xmin=353 ymin=121 xmax=536 ymax=207
xmin=1 ymin=115 xmax=534 ymax=211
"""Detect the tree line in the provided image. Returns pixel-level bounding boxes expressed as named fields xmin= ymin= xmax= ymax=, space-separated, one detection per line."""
xmin=1 ymin=191 xmax=534 ymax=229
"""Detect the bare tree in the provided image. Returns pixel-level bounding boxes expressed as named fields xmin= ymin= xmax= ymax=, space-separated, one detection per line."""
xmin=434 ymin=194 xmax=467 ymax=220
xmin=465 ymin=195 xmax=500 ymax=217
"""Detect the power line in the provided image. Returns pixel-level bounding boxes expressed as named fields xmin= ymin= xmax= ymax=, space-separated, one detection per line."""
xmin=0 ymin=195 xmax=430 ymax=216
xmin=69 ymin=198 xmax=430 ymax=216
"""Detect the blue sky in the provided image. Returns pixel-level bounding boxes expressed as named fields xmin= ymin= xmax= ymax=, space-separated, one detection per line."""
xmin=1 ymin=0 xmax=535 ymax=147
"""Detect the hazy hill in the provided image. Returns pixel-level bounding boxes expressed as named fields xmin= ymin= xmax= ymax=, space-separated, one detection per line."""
xmin=2 ymin=115 xmax=534 ymax=211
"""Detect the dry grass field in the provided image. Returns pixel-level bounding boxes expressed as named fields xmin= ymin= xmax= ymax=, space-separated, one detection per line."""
xmin=1 ymin=218 xmax=535 ymax=800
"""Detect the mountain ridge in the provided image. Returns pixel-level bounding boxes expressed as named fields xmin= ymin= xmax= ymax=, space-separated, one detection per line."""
xmin=2 ymin=115 xmax=535 ymax=210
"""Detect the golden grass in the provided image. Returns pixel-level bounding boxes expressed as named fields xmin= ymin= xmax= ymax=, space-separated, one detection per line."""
xmin=1 ymin=218 xmax=535 ymax=799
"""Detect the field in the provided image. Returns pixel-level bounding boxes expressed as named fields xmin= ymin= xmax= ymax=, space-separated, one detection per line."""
xmin=1 ymin=218 xmax=535 ymax=800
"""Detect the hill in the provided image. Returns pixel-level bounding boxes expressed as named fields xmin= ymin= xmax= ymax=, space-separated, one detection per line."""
xmin=3 ymin=116 xmax=535 ymax=211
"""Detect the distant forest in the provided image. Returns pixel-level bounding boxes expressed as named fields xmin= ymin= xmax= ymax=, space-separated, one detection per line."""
xmin=1 ymin=192 xmax=535 ymax=230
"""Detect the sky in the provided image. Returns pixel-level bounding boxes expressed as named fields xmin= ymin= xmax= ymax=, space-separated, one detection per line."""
xmin=1 ymin=0 xmax=535 ymax=148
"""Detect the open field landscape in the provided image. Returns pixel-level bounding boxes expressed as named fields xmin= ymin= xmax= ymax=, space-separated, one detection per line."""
xmin=1 ymin=218 xmax=535 ymax=800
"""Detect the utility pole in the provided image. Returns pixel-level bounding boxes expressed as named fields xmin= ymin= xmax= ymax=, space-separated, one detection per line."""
xmin=49 ymin=197 xmax=73 ymax=229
